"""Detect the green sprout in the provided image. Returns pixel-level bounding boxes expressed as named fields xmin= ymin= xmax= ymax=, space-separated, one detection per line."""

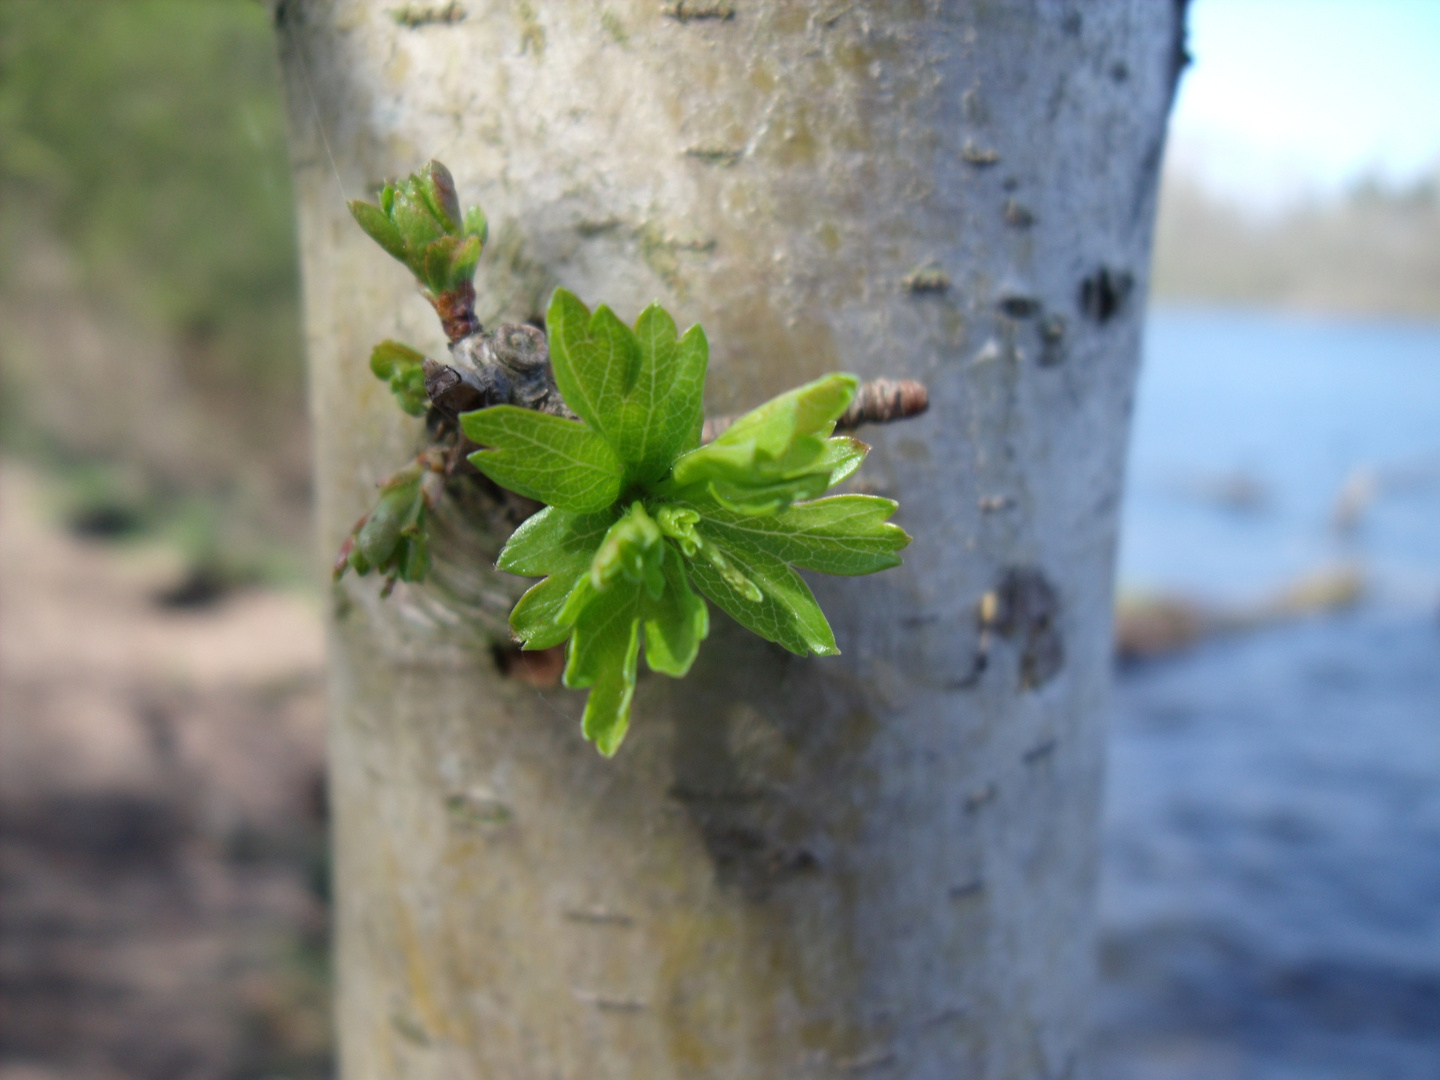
xmin=347 ymin=160 xmax=488 ymax=300
xmin=369 ymin=340 xmax=430 ymax=416
xmin=339 ymin=162 xmax=911 ymax=756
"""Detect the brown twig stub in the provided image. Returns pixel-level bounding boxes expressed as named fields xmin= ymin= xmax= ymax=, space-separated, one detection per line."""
xmin=699 ymin=378 xmax=927 ymax=444
xmin=834 ymin=378 xmax=929 ymax=432
xmin=422 ymin=358 xmax=484 ymax=418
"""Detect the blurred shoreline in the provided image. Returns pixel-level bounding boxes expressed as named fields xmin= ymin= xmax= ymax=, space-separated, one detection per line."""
xmin=1115 ymin=565 xmax=1365 ymax=666
xmin=1151 ymin=167 xmax=1440 ymax=321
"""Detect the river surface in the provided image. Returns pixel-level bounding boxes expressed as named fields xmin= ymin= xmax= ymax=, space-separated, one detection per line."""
xmin=1096 ymin=308 xmax=1440 ymax=1079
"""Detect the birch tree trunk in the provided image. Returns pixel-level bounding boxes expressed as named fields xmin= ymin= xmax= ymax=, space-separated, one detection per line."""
xmin=274 ymin=3 xmax=1185 ymax=1077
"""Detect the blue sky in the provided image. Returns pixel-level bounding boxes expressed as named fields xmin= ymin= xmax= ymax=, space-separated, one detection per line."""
xmin=1169 ymin=0 xmax=1440 ymax=205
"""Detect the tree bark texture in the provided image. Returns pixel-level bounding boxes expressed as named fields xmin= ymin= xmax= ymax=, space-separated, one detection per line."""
xmin=275 ymin=3 xmax=1184 ymax=1077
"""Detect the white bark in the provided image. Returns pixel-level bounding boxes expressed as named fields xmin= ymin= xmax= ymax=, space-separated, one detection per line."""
xmin=275 ymin=2 xmax=1184 ymax=1077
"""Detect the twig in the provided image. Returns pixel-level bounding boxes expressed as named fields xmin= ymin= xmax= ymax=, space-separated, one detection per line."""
xmin=700 ymin=378 xmax=928 ymax=443
xmin=430 ymin=280 xmax=481 ymax=343
xmin=835 ymin=377 xmax=929 ymax=432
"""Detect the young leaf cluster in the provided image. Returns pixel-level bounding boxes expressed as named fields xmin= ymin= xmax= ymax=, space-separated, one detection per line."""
xmin=461 ymin=289 xmax=910 ymax=756
xmin=339 ymin=161 xmax=912 ymax=758
xmin=347 ymin=160 xmax=488 ymax=299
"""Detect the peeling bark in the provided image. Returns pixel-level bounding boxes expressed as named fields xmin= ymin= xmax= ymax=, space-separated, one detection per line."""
xmin=275 ymin=2 xmax=1183 ymax=1077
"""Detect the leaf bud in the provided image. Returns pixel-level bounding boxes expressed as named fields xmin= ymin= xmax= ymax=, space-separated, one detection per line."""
xmin=420 ymin=160 xmax=462 ymax=233
xmin=463 ymin=205 xmax=489 ymax=244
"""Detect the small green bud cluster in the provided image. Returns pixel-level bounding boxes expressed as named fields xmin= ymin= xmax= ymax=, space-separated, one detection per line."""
xmin=347 ymin=160 xmax=488 ymax=299
xmin=334 ymin=460 xmax=442 ymax=596
xmin=368 ymin=340 xmax=429 ymax=417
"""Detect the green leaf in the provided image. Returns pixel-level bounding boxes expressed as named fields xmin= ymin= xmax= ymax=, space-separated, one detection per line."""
xmin=423 ymin=235 xmax=458 ymax=294
xmin=390 ymin=185 xmax=447 ymax=272
xmin=618 ymin=303 xmax=707 ymax=480
xmin=551 ymin=504 xmax=663 ymax=628
xmin=509 ymin=509 xmax=710 ymax=749
xmin=497 ymin=505 xmax=618 ymax=576
xmin=393 ymin=370 xmax=429 ymax=416
xmin=707 ymin=473 xmax=835 ymax=515
xmin=347 ymin=545 xmax=371 ymax=576
xmin=368 ymin=339 xmax=424 ymax=380
xmin=683 ymin=530 xmax=838 ymax=657
xmin=510 ymin=567 xmax=589 ymax=649
xmin=416 ymin=232 xmax=482 ymax=295
xmin=462 ymin=406 xmax=624 ymax=513
xmin=419 ymin=160 xmax=461 ymax=233
xmin=667 ymin=375 xmax=860 ymax=510
xmin=664 ymin=437 xmax=864 ymax=515
xmin=716 ymin=372 xmax=857 ymax=455
xmin=589 ymin=502 xmax=664 ymax=594
xmin=463 ymin=205 xmax=489 ymax=243
xmin=545 ymin=290 xmax=708 ymax=484
xmin=819 ymin=436 xmax=869 ymax=486
xmin=655 ymin=505 xmax=702 ymax=556
xmin=683 ymin=494 xmax=910 ymax=576
xmin=545 ymin=288 xmax=639 ymax=438
xmin=563 ymin=580 xmax=642 ymax=757
xmin=348 ymin=200 xmax=408 ymax=264
xmin=335 ymin=458 xmax=440 ymax=588
xmin=656 ymin=506 xmax=761 ymax=600
xmin=557 ymin=542 xmax=709 ymax=755
xmin=498 ymin=506 xmax=616 ymax=649
xmin=642 ymin=545 xmax=708 ymax=676
xmin=397 ymin=528 xmax=432 ymax=581
xmin=447 ymin=233 xmax=483 ymax=289
xmin=356 ymin=472 xmax=424 ymax=566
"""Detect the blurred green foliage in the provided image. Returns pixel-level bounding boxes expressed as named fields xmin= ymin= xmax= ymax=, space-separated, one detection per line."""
xmin=0 ymin=9 xmax=331 ymax=1071
xmin=0 ymin=0 xmax=313 ymax=583
xmin=0 ymin=0 xmax=302 ymax=400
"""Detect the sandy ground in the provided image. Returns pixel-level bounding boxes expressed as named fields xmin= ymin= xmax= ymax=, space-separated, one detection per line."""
xmin=0 ymin=460 xmax=332 ymax=1079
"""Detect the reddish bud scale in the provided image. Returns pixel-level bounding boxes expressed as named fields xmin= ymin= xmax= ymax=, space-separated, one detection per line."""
xmin=431 ymin=282 xmax=480 ymax=343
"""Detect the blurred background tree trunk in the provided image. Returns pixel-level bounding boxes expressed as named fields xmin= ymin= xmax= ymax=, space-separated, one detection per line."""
xmin=274 ymin=2 xmax=1184 ymax=1077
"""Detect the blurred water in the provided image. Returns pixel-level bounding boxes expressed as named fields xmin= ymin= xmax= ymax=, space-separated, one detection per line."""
xmin=1119 ymin=308 xmax=1440 ymax=606
xmin=1097 ymin=308 xmax=1440 ymax=1079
